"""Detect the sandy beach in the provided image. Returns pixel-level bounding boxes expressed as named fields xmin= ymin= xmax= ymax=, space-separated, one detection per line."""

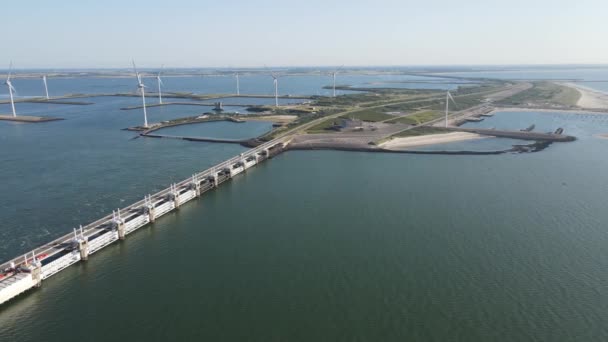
xmin=491 ymin=106 xmax=608 ymax=115
xmin=242 ymin=115 xmax=297 ymax=123
xmin=561 ymin=83 xmax=608 ymax=109
xmin=381 ymin=132 xmax=484 ymax=150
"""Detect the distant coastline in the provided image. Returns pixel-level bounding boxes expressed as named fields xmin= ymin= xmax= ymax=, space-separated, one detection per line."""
xmin=560 ymin=82 xmax=608 ymax=109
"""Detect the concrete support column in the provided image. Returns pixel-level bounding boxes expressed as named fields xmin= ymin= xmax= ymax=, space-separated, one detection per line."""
xmin=114 ymin=210 xmax=125 ymax=240
xmin=212 ymin=175 xmax=218 ymax=187
xmin=191 ymin=175 xmax=201 ymax=197
xmin=173 ymin=185 xmax=181 ymax=209
xmin=117 ymin=222 xmax=125 ymax=240
xmin=145 ymin=196 xmax=156 ymax=223
xmin=149 ymin=206 xmax=156 ymax=223
xmin=78 ymin=239 xmax=89 ymax=261
xmin=31 ymin=264 xmax=42 ymax=287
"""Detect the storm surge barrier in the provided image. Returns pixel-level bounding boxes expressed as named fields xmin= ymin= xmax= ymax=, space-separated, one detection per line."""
xmin=0 ymin=137 xmax=290 ymax=305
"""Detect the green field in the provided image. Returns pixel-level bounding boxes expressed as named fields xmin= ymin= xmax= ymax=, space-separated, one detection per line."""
xmin=497 ymin=82 xmax=580 ymax=107
xmin=339 ymin=109 xmax=395 ymax=122
xmin=306 ymin=118 xmax=342 ymax=133
xmin=385 ymin=110 xmax=443 ymax=125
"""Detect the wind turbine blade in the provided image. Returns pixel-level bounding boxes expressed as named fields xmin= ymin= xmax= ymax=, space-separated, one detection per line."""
xmin=447 ymin=91 xmax=456 ymax=104
xmin=263 ymin=65 xmax=278 ymax=79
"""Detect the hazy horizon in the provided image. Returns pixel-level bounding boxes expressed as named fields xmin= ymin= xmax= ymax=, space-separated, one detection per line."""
xmin=3 ymin=64 xmax=608 ymax=73
xmin=4 ymin=0 xmax=608 ymax=69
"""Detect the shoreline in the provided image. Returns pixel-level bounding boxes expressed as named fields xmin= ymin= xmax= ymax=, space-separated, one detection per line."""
xmin=380 ymin=132 xmax=486 ymax=150
xmin=490 ymin=106 xmax=608 ymax=115
xmin=559 ymin=83 xmax=608 ymax=109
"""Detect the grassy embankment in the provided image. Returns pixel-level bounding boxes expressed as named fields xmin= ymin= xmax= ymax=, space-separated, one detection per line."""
xmin=385 ymin=110 xmax=443 ymax=124
xmin=262 ymin=81 xmax=503 ymax=138
xmin=262 ymin=88 xmax=440 ymax=137
xmin=330 ymin=87 xmax=493 ymax=127
xmin=495 ymin=82 xmax=580 ymax=107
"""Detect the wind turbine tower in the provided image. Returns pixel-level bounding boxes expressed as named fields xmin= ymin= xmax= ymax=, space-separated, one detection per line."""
xmin=270 ymin=72 xmax=280 ymax=107
xmin=132 ymin=60 xmax=149 ymax=128
xmin=42 ymin=75 xmax=50 ymax=100
xmin=4 ymin=62 xmax=17 ymax=117
xmin=235 ymin=72 xmax=240 ymax=96
xmin=330 ymin=65 xmax=344 ymax=97
xmin=445 ymin=91 xmax=456 ymax=128
xmin=156 ymin=65 xmax=164 ymax=105
xmin=265 ymin=66 xmax=280 ymax=107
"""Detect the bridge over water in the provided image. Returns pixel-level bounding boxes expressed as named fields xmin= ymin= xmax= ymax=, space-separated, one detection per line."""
xmin=0 ymin=137 xmax=290 ymax=305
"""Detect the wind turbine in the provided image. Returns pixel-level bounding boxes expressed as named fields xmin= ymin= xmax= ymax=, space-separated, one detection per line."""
xmin=132 ymin=60 xmax=149 ymax=128
xmin=235 ymin=72 xmax=240 ymax=96
xmin=329 ymin=65 xmax=344 ymax=97
xmin=270 ymin=71 xmax=279 ymax=107
xmin=445 ymin=91 xmax=456 ymax=128
xmin=264 ymin=66 xmax=280 ymax=107
xmin=4 ymin=62 xmax=17 ymax=117
xmin=42 ymin=75 xmax=49 ymax=100
xmin=156 ymin=65 xmax=164 ymax=105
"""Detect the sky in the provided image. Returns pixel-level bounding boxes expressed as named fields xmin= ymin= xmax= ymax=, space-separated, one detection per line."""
xmin=3 ymin=0 xmax=608 ymax=68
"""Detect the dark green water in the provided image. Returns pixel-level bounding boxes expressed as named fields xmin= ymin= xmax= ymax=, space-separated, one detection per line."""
xmin=1 ymin=109 xmax=608 ymax=341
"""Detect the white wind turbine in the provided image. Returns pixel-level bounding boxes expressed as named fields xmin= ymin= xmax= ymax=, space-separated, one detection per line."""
xmin=4 ymin=62 xmax=17 ymax=117
xmin=235 ymin=72 xmax=240 ymax=96
xmin=329 ymin=65 xmax=344 ymax=97
xmin=263 ymin=66 xmax=281 ymax=107
xmin=132 ymin=60 xmax=149 ymax=128
xmin=270 ymin=71 xmax=279 ymax=107
xmin=42 ymin=75 xmax=50 ymax=100
xmin=156 ymin=65 xmax=164 ymax=105
xmin=444 ymin=90 xmax=457 ymax=128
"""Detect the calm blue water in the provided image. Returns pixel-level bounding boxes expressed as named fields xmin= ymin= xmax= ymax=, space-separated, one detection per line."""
xmin=435 ymin=67 xmax=608 ymax=81
xmin=210 ymin=96 xmax=309 ymax=106
xmin=0 ymin=96 xmax=248 ymax=260
xmin=1 ymin=76 xmax=608 ymax=341
xmin=464 ymin=110 xmax=608 ymax=140
xmin=1 ymin=73 xmax=464 ymax=100
xmin=412 ymin=110 xmax=608 ymax=152
xmin=434 ymin=67 xmax=608 ymax=93
xmin=363 ymin=81 xmax=459 ymax=90
xmin=154 ymin=121 xmax=272 ymax=139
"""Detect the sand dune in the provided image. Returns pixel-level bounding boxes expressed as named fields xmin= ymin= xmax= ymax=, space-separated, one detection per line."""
xmin=381 ymin=132 xmax=484 ymax=150
xmin=562 ymin=83 xmax=608 ymax=109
